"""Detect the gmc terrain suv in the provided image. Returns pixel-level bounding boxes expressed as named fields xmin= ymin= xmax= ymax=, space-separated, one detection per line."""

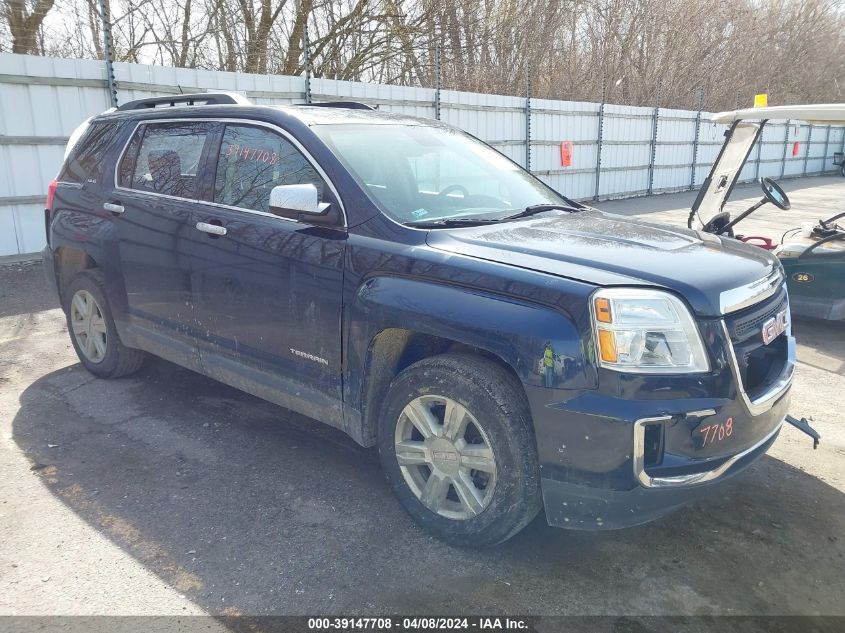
xmin=44 ymin=93 xmax=798 ymax=545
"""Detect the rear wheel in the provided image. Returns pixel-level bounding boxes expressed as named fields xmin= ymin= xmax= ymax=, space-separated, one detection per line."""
xmin=378 ymin=354 xmax=541 ymax=546
xmin=63 ymin=271 xmax=146 ymax=378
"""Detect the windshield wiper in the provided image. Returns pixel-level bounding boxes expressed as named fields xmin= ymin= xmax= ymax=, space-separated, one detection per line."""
xmin=499 ymin=203 xmax=584 ymax=221
xmin=404 ymin=217 xmax=501 ymax=228
xmin=405 ymin=203 xmax=585 ymax=228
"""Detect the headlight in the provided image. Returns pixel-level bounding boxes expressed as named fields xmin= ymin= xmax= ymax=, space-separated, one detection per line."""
xmin=591 ymin=288 xmax=710 ymax=373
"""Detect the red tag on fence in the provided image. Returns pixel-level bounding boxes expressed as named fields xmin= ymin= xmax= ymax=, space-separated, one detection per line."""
xmin=792 ymin=141 xmax=800 ymax=157
xmin=560 ymin=141 xmax=573 ymax=167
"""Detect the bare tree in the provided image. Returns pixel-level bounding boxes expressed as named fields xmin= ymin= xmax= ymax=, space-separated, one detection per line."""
xmin=4 ymin=0 xmax=843 ymax=109
xmin=2 ymin=0 xmax=56 ymax=53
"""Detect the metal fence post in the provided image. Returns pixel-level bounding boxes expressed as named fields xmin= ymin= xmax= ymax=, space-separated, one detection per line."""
xmin=802 ymin=124 xmax=812 ymax=176
xmin=434 ymin=42 xmax=441 ymax=121
xmin=593 ymin=81 xmax=607 ymax=201
xmin=840 ymin=126 xmax=845 ymax=166
xmin=525 ymin=76 xmax=531 ymax=172
xmin=753 ymin=122 xmax=763 ymax=181
xmin=302 ymin=16 xmax=312 ymax=103
xmin=97 ymin=0 xmax=118 ymax=107
xmin=689 ymin=88 xmax=704 ymax=191
xmin=822 ymin=125 xmax=831 ymax=173
xmin=647 ymin=79 xmax=662 ymax=195
xmin=780 ymin=120 xmax=790 ymax=179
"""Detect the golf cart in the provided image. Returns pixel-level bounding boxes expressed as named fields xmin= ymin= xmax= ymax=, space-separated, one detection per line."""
xmin=689 ymin=104 xmax=845 ymax=321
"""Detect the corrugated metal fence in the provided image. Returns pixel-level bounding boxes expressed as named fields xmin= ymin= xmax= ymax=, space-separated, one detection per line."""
xmin=1 ymin=52 xmax=844 ymax=257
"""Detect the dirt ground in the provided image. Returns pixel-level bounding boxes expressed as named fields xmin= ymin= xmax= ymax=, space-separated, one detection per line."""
xmin=0 ymin=178 xmax=843 ymax=618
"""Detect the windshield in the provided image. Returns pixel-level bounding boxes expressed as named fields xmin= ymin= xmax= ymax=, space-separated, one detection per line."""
xmin=313 ymin=123 xmax=568 ymax=224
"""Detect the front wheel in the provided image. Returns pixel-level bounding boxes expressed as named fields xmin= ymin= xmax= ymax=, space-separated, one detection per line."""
xmin=378 ymin=354 xmax=542 ymax=547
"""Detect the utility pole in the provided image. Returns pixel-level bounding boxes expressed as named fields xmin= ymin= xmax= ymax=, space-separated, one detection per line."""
xmin=434 ymin=41 xmax=442 ymax=120
xmin=690 ymin=88 xmax=704 ymax=190
xmin=594 ymin=79 xmax=607 ymax=200
xmin=97 ymin=0 xmax=118 ymax=107
xmin=525 ymin=72 xmax=531 ymax=171
xmin=302 ymin=11 xmax=312 ymax=104
xmin=647 ymin=79 xmax=662 ymax=195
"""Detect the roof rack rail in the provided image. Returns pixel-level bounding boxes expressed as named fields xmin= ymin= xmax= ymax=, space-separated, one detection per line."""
xmin=116 ymin=91 xmax=251 ymax=111
xmin=305 ymin=101 xmax=375 ymax=111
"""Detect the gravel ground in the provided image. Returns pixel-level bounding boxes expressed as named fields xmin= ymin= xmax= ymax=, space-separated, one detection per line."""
xmin=0 ymin=178 xmax=843 ymax=618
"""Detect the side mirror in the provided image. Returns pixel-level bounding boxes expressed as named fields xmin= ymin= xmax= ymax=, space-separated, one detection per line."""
xmin=268 ymin=184 xmax=336 ymax=224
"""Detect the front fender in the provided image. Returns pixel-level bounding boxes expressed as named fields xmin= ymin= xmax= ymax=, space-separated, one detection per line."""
xmin=349 ymin=275 xmax=597 ymax=394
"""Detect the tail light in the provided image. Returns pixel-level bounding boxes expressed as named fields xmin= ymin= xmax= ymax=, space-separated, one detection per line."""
xmin=46 ymin=179 xmax=58 ymax=211
xmin=45 ymin=179 xmax=58 ymax=244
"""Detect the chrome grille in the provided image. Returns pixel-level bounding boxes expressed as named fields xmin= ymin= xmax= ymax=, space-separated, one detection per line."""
xmin=725 ymin=286 xmax=788 ymax=344
xmin=723 ymin=286 xmax=790 ymax=396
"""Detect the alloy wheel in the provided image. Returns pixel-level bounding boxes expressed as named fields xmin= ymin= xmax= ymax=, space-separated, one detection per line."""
xmin=394 ymin=395 xmax=497 ymax=520
xmin=69 ymin=289 xmax=108 ymax=363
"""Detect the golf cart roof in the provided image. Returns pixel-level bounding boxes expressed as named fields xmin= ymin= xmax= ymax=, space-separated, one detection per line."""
xmin=712 ymin=104 xmax=845 ymax=125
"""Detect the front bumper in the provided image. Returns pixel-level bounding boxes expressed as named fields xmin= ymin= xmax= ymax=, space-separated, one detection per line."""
xmin=633 ymin=413 xmax=784 ymax=489
xmin=532 ymin=323 xmax=795 ymax=530
xmin=543 ymin=421 xmax=780 ymax=530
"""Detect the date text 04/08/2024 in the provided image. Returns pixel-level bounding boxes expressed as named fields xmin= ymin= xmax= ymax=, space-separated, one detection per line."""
xmin=306 ymin=617 xmax=531 ymax=630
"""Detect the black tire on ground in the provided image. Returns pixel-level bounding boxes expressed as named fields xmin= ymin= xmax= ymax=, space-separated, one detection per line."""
xmin=62 ymin=270 xmax=146 ymax=378
xmin=841 ymin=163 xmax=845 ymax=177
xmin=378 ymin=353 xmax=542 ymax=547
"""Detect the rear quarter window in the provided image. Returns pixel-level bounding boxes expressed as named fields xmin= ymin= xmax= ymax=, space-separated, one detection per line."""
xmin=59 ymin=121 xmax=123 ymax=184
xmin=118 ymin=121 xmax=214 ymax=200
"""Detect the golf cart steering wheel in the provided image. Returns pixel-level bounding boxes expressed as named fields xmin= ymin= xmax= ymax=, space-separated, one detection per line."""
xmin=761 ymin=177 xmax=791 ymax=210
xmin=438 ymin=184 xmax=470 ymax=199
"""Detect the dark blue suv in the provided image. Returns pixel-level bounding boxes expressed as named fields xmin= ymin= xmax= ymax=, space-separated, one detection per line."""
xmin=43 ymin=93 xmax=797 ymax=545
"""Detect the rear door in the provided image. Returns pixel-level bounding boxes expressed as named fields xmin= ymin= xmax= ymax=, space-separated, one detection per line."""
xmin=113 ymin=120 xmax=219 ymax=369
xmin=186 ymin=121 xmax=347 ymax=427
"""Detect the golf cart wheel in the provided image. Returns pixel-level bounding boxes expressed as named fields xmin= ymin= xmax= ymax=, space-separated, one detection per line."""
xmin=63 ymin=270 xmax=146 ymax=378
xmin=378 ymin=353 xmax=542 ymax=547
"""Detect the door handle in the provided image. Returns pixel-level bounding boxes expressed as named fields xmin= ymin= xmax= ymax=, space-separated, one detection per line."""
xmin=103 ymin=202 xmax=124 ymax=214
xmin=196 ymin=221 xmax=227 ymax=236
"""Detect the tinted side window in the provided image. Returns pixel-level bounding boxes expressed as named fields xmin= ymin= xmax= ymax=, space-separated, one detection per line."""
xmin=214 ymin=124 xmax=325 ymax=213
xmin=118 ymin=122 xmax=213 ymax=199
xmin=60 ymin=122 xmax=122 ymax=184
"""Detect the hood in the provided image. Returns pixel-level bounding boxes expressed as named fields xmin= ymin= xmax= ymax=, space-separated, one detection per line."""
xmin=425 ymin=210 xmax=780 ymax=317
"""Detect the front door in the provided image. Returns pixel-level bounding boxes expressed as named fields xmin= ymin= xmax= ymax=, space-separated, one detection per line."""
xmin=186 ymin=122 xmax=347 ymax=427
xmin=113 ymin=120 xmax=219 ymax=370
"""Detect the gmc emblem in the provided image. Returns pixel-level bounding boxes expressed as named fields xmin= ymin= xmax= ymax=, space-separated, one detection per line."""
xmin=761 ymin=309 xmax=789 ymax=345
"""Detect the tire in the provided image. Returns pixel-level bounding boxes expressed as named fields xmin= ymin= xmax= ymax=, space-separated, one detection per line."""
xmin=841 ymin=163 xmax=845 ymax=177
xmin=378 ymin=353 xmax=542 ymax=547
xmin=63 ymin=270 xmax=146 ymax=378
